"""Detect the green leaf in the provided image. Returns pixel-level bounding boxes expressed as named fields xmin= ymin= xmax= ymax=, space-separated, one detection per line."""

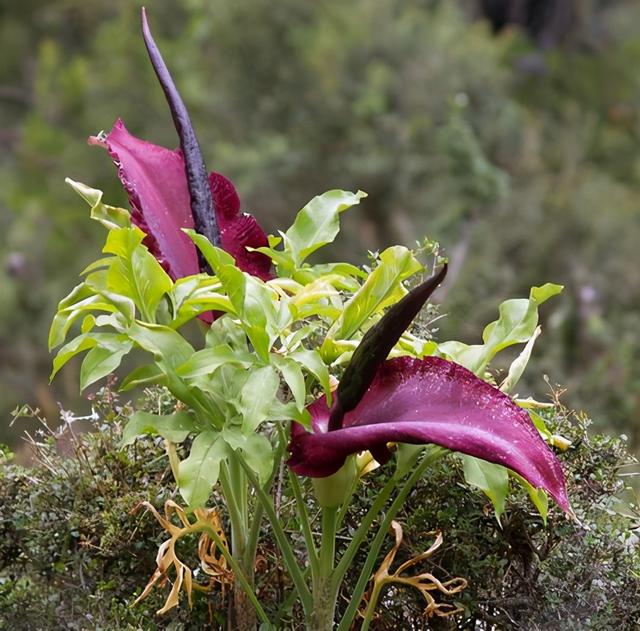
xmin=50 ymin=332 xmax=128 ymax=381
xmin=49 ymin=297 xmax=122 ymax=349
xmin=319 ymin=338 xmax=358 ymax=365
xmin=80 ymin=342 xmax=133 ymax=390
xmin=250 ymin=242 xmax=295 ymax=273
xmin=398 ymin=334 xmax=438 ymax=359
xmin=324 ymin=245 xmax=422 ymax=346
xmin=461 ymin=456 xmax=509 ymax=523
xmin=103 ymin=226 xmax=145 ymax=257
xmin=205 ymin=315 xmax=249 ymax=351
xmin=394 ymin=444 xmax=427 ymax=480
xmin=120 ymin=364 xmax=165 ymax=391
xmin=234 ymin=275 xmax=279 ymax=361
xmin=238 ymin=366 xmax=281 ymax=433
xmin=121 ymin=411 xmax=198 ymax=446
xmin=81 ymin=314 xmax=96 ymax=334
xmin=66 ymin=178 xmax=131 ymax=229
xmin=169 ymin=275 xmax=232 ymax=327
xmin=281 ymin=322 xmax=323 ymax=353
xmin=97 ymin=291 xmax=136 ymax=327
xmin=187 ymin=231 xmax=236 ymax=270
xmin=106 ymin=243 xmax=173 ymax=322
xmin=177 ymin=345 xmax=255 ymax=379
xmin=85 ymin=270 xmax=109 ymax=291
xmin=80 ymin=256 xmax=114 ymax=276
xmin=513 ymin=473 xmax=549 ymax=524
xmin=49 ymin=285 xmax=123 ymax=349
xmin=223 ymin=428 xmax=274 ymax=486
xmin=293 ymin=262 xmax=366 ymax=285
xmin=179 ymin=431 xmax=229 ymax=507
xmin=482 ymin=284 xmax=562 ymax=352
xmin=289 ymin=349 xmax=332 ymax=406
xmin=127 ymin=322 xmax=194 ymax=371
xmin=50 ymin=334 xmax=99 ymax=380
xmin=440 ymin=284 xmax=562 ymax=374
xmin=95 ymin=226 xmax=173 ymax=323
xmin=188 ymin=233 xmax=279 ymax=360
xmin=289 ymin=275 xmax=343 ymax=320
xmin=283 ymin=190 xmax=367 ymax=266
xmin=270 ymin=355 xmax=306 ymax=411
xmin=500 ymin=326 xmax=542 ymax=392
xmin=528 ymin=409 xmax=552 ymax=441
xmin=58 ymin=281 xmax=96 ymax=310
xmin=436 ymin=340 xmax=484 ymax=373
xmin=267 ymin=401 xmax=311 ymax=426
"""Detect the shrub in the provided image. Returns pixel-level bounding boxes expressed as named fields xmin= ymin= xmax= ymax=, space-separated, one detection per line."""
xmin=1 ymin=386 xmax=638 ymax=629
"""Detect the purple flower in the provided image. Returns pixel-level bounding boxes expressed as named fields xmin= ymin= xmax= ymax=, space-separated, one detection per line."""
xmin=288 ymin=269 xmax=570 ymax=512
xmin=89 ymin=9 xmax=272 ymax=284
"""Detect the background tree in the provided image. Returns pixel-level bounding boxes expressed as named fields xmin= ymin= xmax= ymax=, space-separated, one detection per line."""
xmin=1 ymin=0 xmax=639 ymax=449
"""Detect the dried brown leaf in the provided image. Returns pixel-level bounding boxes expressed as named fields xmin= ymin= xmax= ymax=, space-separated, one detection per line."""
xmin=361 ymin=520 xmax=468 ymax=621
xmin=133 ymin=500 xmax=234 ymax=615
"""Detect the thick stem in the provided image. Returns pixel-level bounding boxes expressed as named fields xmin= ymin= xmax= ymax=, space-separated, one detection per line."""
xmin=311 ymin=507 xmax=339 ymax=630
xmin=220 ymin=459 xmax=256 ymax=631
xmin=232 ymin=560 xmax=256 ymax=631
xmin=201 ymin=524 xmax=270 ymax=627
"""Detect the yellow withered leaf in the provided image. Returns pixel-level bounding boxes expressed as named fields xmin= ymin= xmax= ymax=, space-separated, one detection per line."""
xmin=361 ymin=521 xmax=467 ymax=621
xmin=133 ymin=500 xmax=234 ymax=615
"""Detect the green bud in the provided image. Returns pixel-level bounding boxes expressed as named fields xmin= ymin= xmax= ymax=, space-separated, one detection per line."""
xmin=311 ymin=456 xmax=357 ymax=508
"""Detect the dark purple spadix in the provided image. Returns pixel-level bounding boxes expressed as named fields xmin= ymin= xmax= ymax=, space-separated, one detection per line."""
xmin=89 ymin=11 xmax=272 ymax=287
xmin=328 ymin=264 xmax=447 ymax=430
xmin=141 ymin=7 xmax=221 ymax=254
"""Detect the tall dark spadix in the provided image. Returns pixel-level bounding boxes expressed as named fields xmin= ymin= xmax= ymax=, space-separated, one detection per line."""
xmin=328 ymin=264 xmax=448 ymax=431
xmin=141 ymin=8 xmax=221 ymax=253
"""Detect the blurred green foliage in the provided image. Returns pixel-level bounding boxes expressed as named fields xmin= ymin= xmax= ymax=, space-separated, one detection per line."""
xmin=2 ymin=0 xmax=640 ymax=446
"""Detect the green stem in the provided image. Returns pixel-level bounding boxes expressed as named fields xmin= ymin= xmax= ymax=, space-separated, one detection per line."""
xmin=275 ymin=425 xmax=320 ymax=577
xmin=219 ymin=462 xmax=246 ymax=556
xmin=245 ymin=428 xmax=287 ymax=570
xmin=336 ymin=450 xmax=443 ymax=631
xmin=238 ymin=456 xmax=313 ymax=616
xmin=245 ymin=499 xmax=264 ymax=570
xmin=202 ymin=523 xmax=271 ymax=626
xmin=275 ymin=567 xmax=311 ymax=622
xmin=332 ymin=477 xmax=398 ymax=587
xmin=221 ymin=454 xmax=257 ymax=630
xmin=336 ymin=469 xmax=360 ymax=532
xmin=311 ymin=506 xmax=339 ymax=630
xmin=318 ymin=506 xmax=338 ymax=578
xmin=288 ymin=470 xmax=320 ymax=576
xmin=230 ymin=454 xmax=248 ymax=535
xmin=360 ymin=578 xmax=386 ymax=631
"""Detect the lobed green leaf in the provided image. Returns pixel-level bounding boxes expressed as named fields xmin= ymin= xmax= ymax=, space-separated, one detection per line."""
xmin=121 ymin=410 xmax=198 ymax=446
xmin=461 ymin=456 xmax=509 ymax=523
xmin=178 ymin=431 xmax=229 ymax=508
xmin=322 ymin=245 xmax=422 ymax=357
xmin=440 ymin=284 xmax=563 ymax=375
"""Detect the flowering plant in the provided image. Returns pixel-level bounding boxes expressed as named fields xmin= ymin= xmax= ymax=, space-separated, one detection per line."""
xmin=50 ymin=9 xmax=570 ymax=629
